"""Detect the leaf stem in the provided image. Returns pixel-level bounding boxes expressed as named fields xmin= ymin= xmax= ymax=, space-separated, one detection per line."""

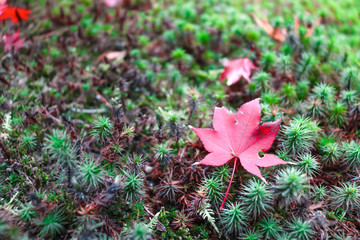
xmin=220 ymin=157 xmax=237 ymax=210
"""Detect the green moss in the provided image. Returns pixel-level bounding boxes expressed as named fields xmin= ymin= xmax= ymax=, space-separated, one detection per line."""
xmin=1 ymin=0 xmax=360 ymax=238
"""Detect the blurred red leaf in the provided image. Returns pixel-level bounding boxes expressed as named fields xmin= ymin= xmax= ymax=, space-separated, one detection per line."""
xmin=97 ymin=51 xmax=126 ymax=62
xmin=251 ymin=13 xmax=321 ymax=42
xmin=219 ymin=58 xmax=257 ymax=86
xmin=2 ymin=30 xmax=25 ymax=52
xmin=0 ymin=5 xmax=31 ymax=23
xmin=250 ymin=13 xmax=286 ymax=42
xmin=103 ymin=0 xmax=122 ymax=7
xmin=294 ymin=15 xmax=322 ymax=37
xmin=308 ymin=201 xmax=324 ymax=211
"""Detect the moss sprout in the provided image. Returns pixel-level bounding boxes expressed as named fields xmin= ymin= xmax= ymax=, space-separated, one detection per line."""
xmin=341 ymin=141 xmax=360 ymax=169
xmin=213 ymin=165 xmax=232 ymax=183
xmin=260 ymin=51 xmax=277 ymax=71
xmin=240 ymin=229 xmax=262 ymax=240
xmin=303 ymin=97 xmax=327 ymax=119
xmin=275 ymin=168 xmax=309 ymax=205
xmin=276 ymin=54 xmax=292 ymax=75
xmin=220 ymin=202 xmax=248 ymax=235
xmin=39 ymin=209 xmax=66 ymax=238
xmin=329 ymin=102 xmax=347 ymax=127
xmin=295 ymin=53 xmax=316 ymax=80
xmin=279 ymin=116 xmax=320 ymax=155
xmin=156 ymin=170 xmax=183 ymax=202
xmin=330 ymin=182 xmax=360 ymax=211
xmin=78 ymin=158 xmax=104 ymax=189
xmin=18 ymin=203 xmax=36 ymax=222
xmin=44 ymin=130 xmax=77 ymax=168
xmin=90 ymin=116 xmax=114 ymax=143
xmin=312 ymin=184 xmax=328 ymax=202
xmin=340 ymin=89 xmax=359 ymax=106
xmin=340 ymin=66 xmax=359 ymax=89
xmin=202 ymin=176 xmax=225 ymax=207
xmin=258 ymin=216 xmax=282 ymax=239
xmin=296 ymin=79 xmax=310 ymax=101
xmin=253 ymin=71 xmax=271 ymax=93
xmin=20 ymin=131 xmax=37 ymax=151
xmin=154 ymin=143 xmax=173 ymax=167
xmin=286 ymin=217 xmax=314 ymax=240
xmin=241 ymin=179 xmax=273 ymax=217
xmin=311 ymin=83 xmax=335 ymax=105
xmin=296 ymin=153 xmax=320 ymax=177
xmin=122 ymin=222 xmax=152 ymax=240
xmin=123 ymin=171 xmax=145 ymax=202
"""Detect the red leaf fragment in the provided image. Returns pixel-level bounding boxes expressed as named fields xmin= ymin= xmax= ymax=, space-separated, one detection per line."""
xmin=250 ymin=13 xmax=286 ymax=42
xmin=97 ymin=51 xmax=126 ymax=62
xmin=251 ymin=13 xmax=321 ymax=42
xmin=219 ymin=58 xmax=257 ymax=86
xmin=2 ymin=30 xmax=25 ymax=53
xmin=190 ymin=99 xmax=289 ymax=209
xmin=0 ymin=5 xmax=31 ymax=23
xmin=293 ymin=15 xmax=322 ymax=37
xmin=308 ymin=201 xmax=323 ymax=211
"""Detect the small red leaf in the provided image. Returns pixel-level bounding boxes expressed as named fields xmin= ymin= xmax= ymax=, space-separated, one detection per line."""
xmin=219 ymin=58 xmax=257 ymax=86
xmin=2 ymin=31 xmax=25 ymax=53
xmin=191 ymin=99 xmax=289 ymax=209
xmin=0 ymin=5 xmax=31 ymax=23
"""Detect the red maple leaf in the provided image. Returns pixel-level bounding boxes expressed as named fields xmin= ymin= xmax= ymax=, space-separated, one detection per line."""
xmin=2 ymin=31 xmax=25 ymax=52
xmin=219 ymin=57 xmax=257 ymax=86
xmin=0 ymin=4 xmax=31 ymax=23
xmin=190 ymin=99 xmax=289 ymax=209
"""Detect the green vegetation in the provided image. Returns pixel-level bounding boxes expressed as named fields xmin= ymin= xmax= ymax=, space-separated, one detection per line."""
xmin=1 ymin=0 xmax=360 ymax=239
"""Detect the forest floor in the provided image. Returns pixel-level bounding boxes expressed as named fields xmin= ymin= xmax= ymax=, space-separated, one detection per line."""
xmin=1 ymin=0 xmax=360 ymax=239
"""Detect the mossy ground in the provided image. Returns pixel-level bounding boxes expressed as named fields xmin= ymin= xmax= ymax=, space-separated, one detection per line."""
xmin=0 ymin=0 xmax=360 ymax=239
